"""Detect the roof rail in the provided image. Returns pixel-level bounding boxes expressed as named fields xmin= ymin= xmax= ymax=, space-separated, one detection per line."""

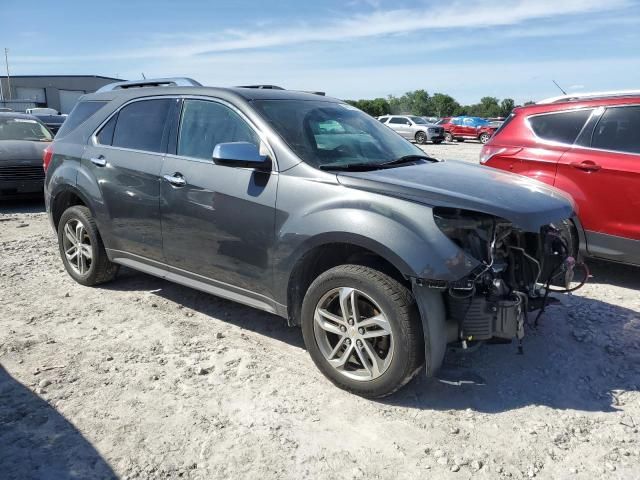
xmin=537 ymin=89 xmax=640 ymax=104
xmin=96 ymin=77 xmax=202 ymax=93
xmin=236 ymin=85 xmax=286 ymax=90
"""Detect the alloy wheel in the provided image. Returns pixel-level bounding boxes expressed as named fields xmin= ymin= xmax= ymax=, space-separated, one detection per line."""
xmin=62 ymin=218 xmax=93 ymax=275
xmin=313 ymin=287 xmax=394 ymax=381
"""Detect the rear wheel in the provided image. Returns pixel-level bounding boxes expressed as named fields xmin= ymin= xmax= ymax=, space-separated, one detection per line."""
xmin=415 ymin=131 xmax=427 ymax=144
xmin=301 ymin=265 xmax=423 ymax=398
xmin=58 ymin=206 xmax=119 ymax=286
xmin=479 ymin=132 xmax=491 ymax=144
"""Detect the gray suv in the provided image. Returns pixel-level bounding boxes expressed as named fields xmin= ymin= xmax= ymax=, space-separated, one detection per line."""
xmin=378 ymin=115 xmax=445 ymax=144
xmin=44 ymin=78 xmax=582 ymax=397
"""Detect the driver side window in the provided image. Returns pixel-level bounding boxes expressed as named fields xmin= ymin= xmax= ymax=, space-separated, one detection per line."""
xmin=177 ymin=100 xmax=259 ymax=161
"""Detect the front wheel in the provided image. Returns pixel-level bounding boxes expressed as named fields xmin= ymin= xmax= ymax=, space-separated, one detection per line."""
xmin=301 ymin=265 xmax=423 ymax=398
xmin=479 ymin=132 xmax=491 ymax=144
xmin=415 ymin=131 xmax=427 ymax=144
xmin=444 ymin=132 xmax=453 ymax=142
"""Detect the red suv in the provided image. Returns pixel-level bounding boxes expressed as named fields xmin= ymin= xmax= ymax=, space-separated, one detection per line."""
xmin=440 ymin=116 xmax=497 ymax=144
xmin=481 ymin=91 xmax=640 ymax=266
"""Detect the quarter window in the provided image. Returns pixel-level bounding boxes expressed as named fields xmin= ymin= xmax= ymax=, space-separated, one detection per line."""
xmin=96 ymin=114 xmax=117 ymax=146
xmin=591 ymin=106 xmax=640 ymax=154
xmin=177 ymin=100 xmax=259 ymax=160
xmin=111 ymin=99 xmax=172 ymax=153
xmin=528 ymin=109 xmax=592 ymax=144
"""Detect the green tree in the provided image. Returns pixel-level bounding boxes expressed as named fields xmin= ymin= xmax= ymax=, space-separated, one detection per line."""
xmin=500 ymin=98 xmax=515 ymax=117
xmin=430 ymin=93 xmax=462 ymax=117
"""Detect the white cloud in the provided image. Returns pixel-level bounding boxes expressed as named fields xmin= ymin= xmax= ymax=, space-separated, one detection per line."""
xmin=11 ymin=0 xmax=630 ymax=63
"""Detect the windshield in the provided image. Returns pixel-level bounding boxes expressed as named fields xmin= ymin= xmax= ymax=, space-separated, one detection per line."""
xmin=410 ymin=116 xmax=427 ymax=124
xmin=0 ymin=117 xmax=53 ymax=142
xmin=252 ymin=100 xmax=426 ymax=169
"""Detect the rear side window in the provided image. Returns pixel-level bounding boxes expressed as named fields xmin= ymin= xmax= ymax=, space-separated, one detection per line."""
xmin=177 ymin=99 xmax=259 ymax=160
xmin=389 ymin=117 xmax=407 ymax=124
xmin=591 ymin=106 xmax=640 ymax=154
xmin=528 ymin=109 xmax=592 ymax=144
xmin=55 ymin=101 xmax=107 ymax=138
xmin=111 ymin=99 xmax=172 ymax=153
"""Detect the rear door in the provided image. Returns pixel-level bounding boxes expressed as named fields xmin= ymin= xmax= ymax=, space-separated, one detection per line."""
xmin=509 ymin=109 xmax=592 ymax=185
xmin=555 ymin=105 xmax=640 ymax=262
xmin=82 ymin=97 xmax=175 ymax=261
xmin=159 ymin=98 xmax=278 ymax=299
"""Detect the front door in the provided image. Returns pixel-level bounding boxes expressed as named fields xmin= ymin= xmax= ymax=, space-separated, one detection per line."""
xmin=160 ymin=98 xmax=278 ymax=299
xmin=82 ymin=97 xmax=174 ymax=261
xmin=555 ymin=105 xmax=640 ymax=263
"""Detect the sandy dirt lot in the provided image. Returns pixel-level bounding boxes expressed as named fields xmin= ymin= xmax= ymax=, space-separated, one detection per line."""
xmin=1 ymin=143 xmax=639 ymax=479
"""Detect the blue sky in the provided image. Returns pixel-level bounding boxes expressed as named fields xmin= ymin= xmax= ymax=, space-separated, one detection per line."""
xmin=1 ymin=0 xmax=639 ymax=104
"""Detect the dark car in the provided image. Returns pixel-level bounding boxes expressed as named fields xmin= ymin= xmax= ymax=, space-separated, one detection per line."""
xmin=481 ymin=90 xmax=640 ymax=267
xmin=0 ymin=112 xmax=53 ymax=197
xmin=44 ymin=78 xmax=581 ymax=397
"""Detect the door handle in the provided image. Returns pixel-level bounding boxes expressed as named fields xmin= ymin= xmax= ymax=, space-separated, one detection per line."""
xmin=163 ymin=173 xmax=186 ymax=187
xmin=90 ymin=156 xmax=107 ymax=167
xmin=570 ymin=161 xmax=601 ymax=172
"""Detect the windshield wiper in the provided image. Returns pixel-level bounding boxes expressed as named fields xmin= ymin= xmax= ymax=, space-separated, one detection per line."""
xmin=318 ymin=163 xmax=383 ymax=171
xmin=318 ymin=154 xmax=435 ymax=172
xmin=378 ymin=154 xmax=434 ymax=167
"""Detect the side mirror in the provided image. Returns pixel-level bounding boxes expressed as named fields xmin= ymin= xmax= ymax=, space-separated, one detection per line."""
xmin=212 ymin=142 xmax=271 ymax=170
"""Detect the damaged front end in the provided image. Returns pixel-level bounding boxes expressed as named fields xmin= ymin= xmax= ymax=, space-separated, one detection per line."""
xmin=414 ymin=207 xmax=587 ymax=376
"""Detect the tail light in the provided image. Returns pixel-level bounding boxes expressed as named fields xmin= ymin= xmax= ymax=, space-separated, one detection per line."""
xmin=480 ymin=145 xmax=522 ymax=164
xmin=43 ymin=145 xmax=53 ymax=172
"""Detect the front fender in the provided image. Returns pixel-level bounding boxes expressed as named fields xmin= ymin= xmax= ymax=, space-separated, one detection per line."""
xmin=272 ymin=172 xmax=481 ymax=304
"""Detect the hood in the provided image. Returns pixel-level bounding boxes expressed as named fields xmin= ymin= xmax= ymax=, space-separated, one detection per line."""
xmin=0 ymin=140 xmax=49 ymax=163
xmin=336 ymin=160 xmax=574 ymax=232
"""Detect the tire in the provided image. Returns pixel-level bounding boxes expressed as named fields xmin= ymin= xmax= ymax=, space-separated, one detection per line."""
xmin=301 ymin=264 xmax=423 ymax=398
xmin=479 ymin=132 xmax=491 ymax=144
xmin=58 ymin=205 xmax=119 ymax=286
xmin=444 ymin=132 xmax=453 ymax=142
xmin=414 ymin=131 xmax=427 ymax=145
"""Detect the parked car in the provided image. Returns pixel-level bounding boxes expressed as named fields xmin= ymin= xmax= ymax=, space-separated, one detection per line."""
xmin=441 ymin=116 xmax=497 ymax=143
xmin=378 ymin=115 xmax=445 ymax=144
xmin=32 ymin=113 xmax=67 ymax=134
xmin=0 ymin=112 xmax=52 ymax=197
xmin=45 ymin=78 xmax=580 ymax=397
xmin=421 ymin=116 xmax=440 ymax=124
xmin=481 ymin=90 xmax=640 ymax=267
xmin=26 ymin=108 xmax=60 ymax=115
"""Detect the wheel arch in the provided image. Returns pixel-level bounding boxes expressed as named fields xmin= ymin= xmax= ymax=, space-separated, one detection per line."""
xmin=284 ymin=235 xmax=415 ymax=327
xmin=50 ymin=184 xmax=94 ymax=232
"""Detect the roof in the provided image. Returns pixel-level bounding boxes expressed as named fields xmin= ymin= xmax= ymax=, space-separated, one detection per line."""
xmin=537 ymin=89 xmax=640 ymax=104
xmin=84 ymin=85 xmax=340 ymax=103
xmin=0 ymin=75 xmax=123 ymax=81
xmin=0 ymin=112 xmax=40 ymax=120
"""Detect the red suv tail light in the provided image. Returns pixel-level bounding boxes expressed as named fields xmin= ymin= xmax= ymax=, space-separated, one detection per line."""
xmin=43 ymin=145 xmax=53 ymax=172
xmin=480 ymin=145 xmax=522 ymax=164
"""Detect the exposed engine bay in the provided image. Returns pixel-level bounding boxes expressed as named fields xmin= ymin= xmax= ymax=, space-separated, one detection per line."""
xmin=430 ymin=207 xmax=588 ymax=349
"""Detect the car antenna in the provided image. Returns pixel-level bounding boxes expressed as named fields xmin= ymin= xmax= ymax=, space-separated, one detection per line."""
xmin=552 ymin=80 xmax=567 ymax=95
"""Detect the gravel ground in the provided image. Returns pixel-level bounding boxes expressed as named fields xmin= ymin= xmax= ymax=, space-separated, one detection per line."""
xmin=1 ymin=144 xmax=639 ymax=479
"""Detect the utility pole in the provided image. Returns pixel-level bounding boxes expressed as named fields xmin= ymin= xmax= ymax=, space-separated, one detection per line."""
xmin=4 ymin=48 xmax=12 ymax=100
